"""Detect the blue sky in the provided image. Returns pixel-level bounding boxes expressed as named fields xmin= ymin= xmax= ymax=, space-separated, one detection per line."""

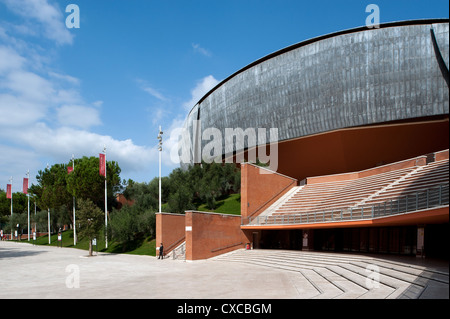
xmin=0 ymin=0 xmax=448 ymax=191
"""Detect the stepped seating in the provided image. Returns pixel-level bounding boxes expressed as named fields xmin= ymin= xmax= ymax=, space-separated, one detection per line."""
xmin=360 ymin=159 xmax=449 ymax=207
xmin=273 ymin=167 xmax=416 ymax=215
xmin=256 ymin=153 xmax=449 ymax=225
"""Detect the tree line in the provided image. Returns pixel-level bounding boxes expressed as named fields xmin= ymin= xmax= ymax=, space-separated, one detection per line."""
xmin=110 ymin=162 xmax=240 ymax=250
xmin=0 ymin=156 xmax=121 ymax=241
xmin=1 ymin=159 xmax=240 ymax=253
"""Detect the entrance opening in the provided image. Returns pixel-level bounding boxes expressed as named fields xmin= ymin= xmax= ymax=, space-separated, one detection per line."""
xmin=251 ymin=223 xmax=448 ymax=260
xmin=425 ymin=223 xmax=449 ymax=260
xmin=313 ymin=226 xmax=418 ymax=255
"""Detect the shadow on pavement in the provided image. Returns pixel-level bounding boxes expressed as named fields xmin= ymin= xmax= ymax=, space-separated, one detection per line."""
xmin=0 ymin=245 xmax=48 ymax=259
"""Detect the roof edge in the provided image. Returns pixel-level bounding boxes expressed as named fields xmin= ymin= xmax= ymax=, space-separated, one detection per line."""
xmin=187 ymin=18 xmax=449 ymax=117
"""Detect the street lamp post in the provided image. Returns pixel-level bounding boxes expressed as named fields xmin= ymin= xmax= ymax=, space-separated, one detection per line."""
xmin=157 ymin=127 xmax=163 ymax=214
xmin=103 ymin=146 xmax=108 ymax=249
xmin=46 ymin=163 xmax=51 ymax=244
xmin=72 ymin=154 xmax=76 ymax=246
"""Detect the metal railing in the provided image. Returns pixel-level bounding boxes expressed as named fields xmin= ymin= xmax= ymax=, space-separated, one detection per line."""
xmin=172 ymin=241 xmax=186 ymax=260
xmin=241 ymin=183 xmax=449 ymax=226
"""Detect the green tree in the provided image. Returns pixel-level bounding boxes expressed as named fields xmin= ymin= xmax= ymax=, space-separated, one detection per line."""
xmin=110 ymin=178 xmax=160 ymax=248
xmin=76 ymin=198 xmax=104 ymax=256
xmin=36 ymin=164 xmax=72 ymax=209
xmin=166 ymin=168 xmax=195 ymax=213
xmin=66 ymin=156 xmax=122 ymax=211
xmin=32 ymin=164 xmax=72 ymax=233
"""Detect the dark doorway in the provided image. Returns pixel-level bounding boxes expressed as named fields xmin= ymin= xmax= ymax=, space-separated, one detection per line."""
xmin=313 ymin=226 xmax=418 ymax=256
xmin=425 ymin=223 xmax=449 ymax=260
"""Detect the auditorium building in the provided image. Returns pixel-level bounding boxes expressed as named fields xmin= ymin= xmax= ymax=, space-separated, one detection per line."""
xmin=156 ymin=19 xmax=449 ymax=261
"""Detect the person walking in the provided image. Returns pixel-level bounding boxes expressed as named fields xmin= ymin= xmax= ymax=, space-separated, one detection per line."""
xmin=158 ymin=242 xmax=164 ymax=259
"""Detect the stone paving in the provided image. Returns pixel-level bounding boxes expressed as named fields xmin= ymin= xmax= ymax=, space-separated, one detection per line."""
xmin=213 ymin=249 xmax=449 ymax=299
xmin=0 ymin=241 xmax=448 ymax=299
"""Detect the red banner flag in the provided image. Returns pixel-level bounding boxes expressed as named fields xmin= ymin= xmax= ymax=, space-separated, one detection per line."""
xmin=67 ymin=166 xmax=73 ymax=174
xmin=99 ymin=153 xmax=106 ymax=177
xmin=6 ymin=184 xmax=12 ymax=199
xmin=23 ymin=178 xmax=28 ymax=195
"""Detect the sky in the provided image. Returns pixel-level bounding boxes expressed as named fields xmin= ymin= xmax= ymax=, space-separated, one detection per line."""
xmin=0 ymin=0 xmax=448 ymax=192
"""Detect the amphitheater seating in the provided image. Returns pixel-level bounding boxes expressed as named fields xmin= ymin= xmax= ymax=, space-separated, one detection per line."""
xmin=273 ymin=167 xmax=417 ymax=215
xmin=254 ymin=152 xmax=449 ymax=225
xmin=360 ymin=159 xmax=449 ymax=207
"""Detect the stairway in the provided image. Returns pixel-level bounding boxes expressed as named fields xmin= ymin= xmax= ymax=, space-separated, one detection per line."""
xmin=212 ymin=249 xmax=449 ymax=299
xmin=167 ymin=241 xmax=186 ymax=261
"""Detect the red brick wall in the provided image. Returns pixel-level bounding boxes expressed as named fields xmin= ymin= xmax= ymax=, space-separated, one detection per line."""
xmin=116 ymin=194 xmax=135 ymax=209
xmin=185 ymin=211 xmax=250 ymax=261
xmin=156 ymin=213 xmax=186 ymax=255
xmin=435 ymin=149 xmax=449 ymax=161
xmin=307 ymin=155 xmax=427 ymax=184
xmin=241 ymin=163 xmax=298 ymax=219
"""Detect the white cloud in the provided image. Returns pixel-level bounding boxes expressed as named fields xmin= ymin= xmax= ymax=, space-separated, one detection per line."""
xmin=5 ymin=70 xmax=55 ymax=102
xmin=0 ymin=94 xmax=48 ymax=127
xmin=136 ymin=79 xmax=168 ymax=101
xmin=92 ymin=100 xmax=104 ymax=108
xmin=0 ymin=144 xmax=40 ymax=192
xmin=4 ymin=123 xmax=155 ymax=174
xmin=183 ymin=75 xmax=220 ymax=111
xmin=192 ymin=43 xmax=212 ymax=57
xmin=48 ymin=71 xmax=80 ymax=85
xmin=1 ymin=0 xmax=74 ymax=45
xmin=0 ymin=46 xmax=26 ymax=73
xmin=56 ymin=105 xmax=102 ymax=129
xmin=0 ymin=2 xmax=157 ymax=185
xmin=163 ymin=117 xmax=187 ymax=167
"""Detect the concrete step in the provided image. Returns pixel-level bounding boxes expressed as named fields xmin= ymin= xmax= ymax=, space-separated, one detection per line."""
xmin=313 ymin=267 xmax=368 ymax=299
xmin=285 ymin=272 xmax=322 ymax=299
xmin=326 ymin=264 xmax=398 ymax=299
xmin=212 ymin=249 xmax=449 ymax=299
xmin=299 ymin=268 xmax=344 ymax=299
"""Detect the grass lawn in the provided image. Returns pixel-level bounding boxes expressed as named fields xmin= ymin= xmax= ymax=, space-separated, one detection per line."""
xmin=198 ymin=193 xmax=241 ymax=215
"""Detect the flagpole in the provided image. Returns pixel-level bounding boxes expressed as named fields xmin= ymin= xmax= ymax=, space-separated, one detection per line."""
xmin=47 ymin=164 xmax=50 ymax=244
xmin=34 ymin=196 xmax=36 ymax=240
xmin=48 ymin=208 xmax=51 ymax=244
xmin=26 ymin=170 xmax=30 ymax=241
xmin=103 ymin=146 xmax=108 ymax=249
xmin=9 ymin=176 xmax=13 ymax=240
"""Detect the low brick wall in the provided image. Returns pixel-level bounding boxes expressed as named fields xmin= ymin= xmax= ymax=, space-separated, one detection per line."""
xmin=155 ymin=213 xmax=186 ymax=256
xmin=185 ymin=211 xmax=250 ymax=261
xmin=241 ymin=163 xmax=298 ymax=219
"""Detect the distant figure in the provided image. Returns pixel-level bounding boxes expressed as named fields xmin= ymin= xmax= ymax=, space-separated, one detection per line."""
xmin=158 ymin=243 xmax=164 ymax=260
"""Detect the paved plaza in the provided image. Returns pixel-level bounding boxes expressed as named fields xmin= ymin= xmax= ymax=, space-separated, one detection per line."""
xmin=0 ymin=241 xmax=448 ymax=299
